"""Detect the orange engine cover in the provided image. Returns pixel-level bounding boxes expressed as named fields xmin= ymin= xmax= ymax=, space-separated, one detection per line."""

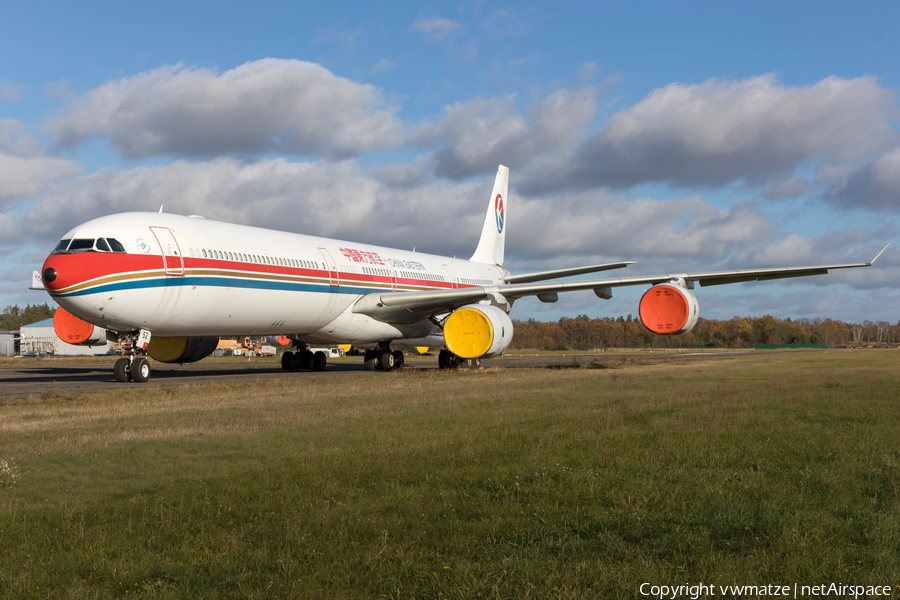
xmin=639 ymin=284 xmax=700 ymax=335
xmin=53 ymin=307 xmax=107 ymax=346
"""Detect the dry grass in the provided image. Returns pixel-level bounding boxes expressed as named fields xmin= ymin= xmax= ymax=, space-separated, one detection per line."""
xmin=1 ymin=349 xmax=898 ymax=598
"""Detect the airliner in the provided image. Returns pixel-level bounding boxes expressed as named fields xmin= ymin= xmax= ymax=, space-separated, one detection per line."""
xmin=38 ymin=165 xmax=886 ymax=383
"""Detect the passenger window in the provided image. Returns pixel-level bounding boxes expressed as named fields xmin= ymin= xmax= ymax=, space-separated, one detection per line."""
xmin=95 ymin=238 xmax=111 ymax=252
xmin=54 ymin=239 xmax=72 ymax=252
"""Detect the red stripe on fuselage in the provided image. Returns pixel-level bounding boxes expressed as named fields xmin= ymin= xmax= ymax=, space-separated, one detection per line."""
xmin=43 ymin=252 xmax=470 ymax=292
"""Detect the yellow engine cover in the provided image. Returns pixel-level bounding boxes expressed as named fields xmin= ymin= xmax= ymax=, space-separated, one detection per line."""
xmin=444 ymin=307 xmax=495 ymax=358
xmin=147 ymin=337 xmax=188 ymax=363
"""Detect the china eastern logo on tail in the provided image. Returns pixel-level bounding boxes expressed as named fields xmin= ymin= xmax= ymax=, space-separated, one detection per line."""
xmin=495 ymin=194 xmax=504 ymax=233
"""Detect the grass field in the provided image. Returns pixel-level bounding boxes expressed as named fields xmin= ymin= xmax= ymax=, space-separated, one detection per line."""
xmin=1 ymin=350 xmax=898 ymax=598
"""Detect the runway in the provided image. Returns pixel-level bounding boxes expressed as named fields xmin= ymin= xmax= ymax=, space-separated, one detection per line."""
xmin=0 ymin=349 xmax=781 ymax=400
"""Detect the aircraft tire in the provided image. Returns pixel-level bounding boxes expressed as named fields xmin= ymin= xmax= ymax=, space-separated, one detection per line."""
xmin=364 ymin=349 xmax=378 ymax=371
xmin=392 ymin=350 xmax=404 ymax=368
xmin=114 ymin=357 xmax=129 ymax=382
xmin=132 ymin=357 xmax=151 ymax=383
xmin=295 ymin=350 xmax=314 ymax=370
xmin=313 ymin=351 xmax=327 ymax=372
xmin=382 ymin=351 xmax=395 ymax=372
xmin=281 ymin=351 xmax=294 ymax=371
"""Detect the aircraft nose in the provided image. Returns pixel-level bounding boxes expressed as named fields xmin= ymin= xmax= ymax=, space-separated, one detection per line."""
xmin=41 ymin=254 xmax=83 ymax=292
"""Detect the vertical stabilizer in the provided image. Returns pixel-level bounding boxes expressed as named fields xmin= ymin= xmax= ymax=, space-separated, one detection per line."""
xmin=470 ymin=165 xmax=509 ymax=266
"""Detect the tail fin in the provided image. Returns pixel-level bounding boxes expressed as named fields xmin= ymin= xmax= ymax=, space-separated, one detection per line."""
xmin=470 ymin=165 xmax=509 ymax=266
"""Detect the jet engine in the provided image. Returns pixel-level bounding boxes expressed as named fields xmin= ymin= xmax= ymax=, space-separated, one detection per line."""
xmin=147 ymin=336 xmax=219 ymax=363
xmin=53 ymin=307 xmax=107 ymax=346
xmin=639 ymin=281 xmax=700 ymax=335
xmin=443 ymin=304 xmax=513 ymax=359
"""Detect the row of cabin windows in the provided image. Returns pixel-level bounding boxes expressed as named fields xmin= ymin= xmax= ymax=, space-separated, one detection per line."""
xmin=189 ymin=248 xmax=321 ymax=271
xmin=53 ymin=238 xmax=127 ymax=253
xmin=461 ymin=277 xmax=491 ymax=285
xmin=363 ymin=266 xmax=446 ymax=282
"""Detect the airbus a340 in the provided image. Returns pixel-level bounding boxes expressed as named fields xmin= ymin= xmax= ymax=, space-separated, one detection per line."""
xmin=37 ymin=165 xmax=886 ymax=382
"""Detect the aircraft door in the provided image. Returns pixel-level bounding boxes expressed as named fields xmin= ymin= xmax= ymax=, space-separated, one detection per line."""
xmin=387 ymin=264 xmax=398 ymax=291
xmin=149 ymin=227 xmax=184 ymax=276
xmin=318 ymin=248 xmax=339 ymax=286
xmin=443 ymin=264 xmax=458 ymax=289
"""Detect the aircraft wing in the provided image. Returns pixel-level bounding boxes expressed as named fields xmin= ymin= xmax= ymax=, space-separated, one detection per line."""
xmin=503 ymin=261 xmax=633 ymax=283
xmin=352 ymin=247 xmax=887 ymax=324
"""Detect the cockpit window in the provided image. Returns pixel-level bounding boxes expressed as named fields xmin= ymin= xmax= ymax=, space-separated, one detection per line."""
xmin=95 ymin=238 xmax=111 ymax=252
xmin=54 ymin=239 xmax=71 ymax=252
xmin=106 ymin=238 xmax=125 ymax=252
xmin=67 ymin=239 xmax=95 ymax=251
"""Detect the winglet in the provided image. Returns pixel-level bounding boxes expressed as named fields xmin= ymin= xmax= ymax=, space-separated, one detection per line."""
xmin=869 ymin=244 xmax=889 ymax=265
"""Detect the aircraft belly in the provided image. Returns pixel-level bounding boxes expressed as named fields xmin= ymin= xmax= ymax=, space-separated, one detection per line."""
xmin=308 ymin=311 xmax=435 ymax=344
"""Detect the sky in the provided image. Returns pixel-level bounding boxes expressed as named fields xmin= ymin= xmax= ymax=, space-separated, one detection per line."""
xmin=1 ymin=0 xmax=899 ymax=324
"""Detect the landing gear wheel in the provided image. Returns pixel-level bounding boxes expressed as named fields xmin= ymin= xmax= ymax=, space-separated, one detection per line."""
xmin=114 ymin=357 xmax=129 ymax=382
xmin=293 ymin=350 xmax=314 ymax=371
xmin=381 ymin=350 xmax=396 ymax=372
xmin=364 ymin=349 xmax=379 ymax=371
xmin=439 ymin=349 xmax=460 ymax=369
xmin=131 ymin=357 xmax=151 ymax=383
xmin=462 ymin=358 xmax=481 ymax=369
xmin=281 ymin=351 xmax=294 ymax=371
xmin=313 ymin=351 xmax=327 ymax=372
xmin=392 ymin=350 xmax=404 ymax=369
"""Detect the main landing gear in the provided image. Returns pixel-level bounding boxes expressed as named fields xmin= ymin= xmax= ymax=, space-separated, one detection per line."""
xmin=113 ymin=331 xmax=151 ymax=383
xmin=364 ymin=344 xmax=405 ymax=372
xmin=438 ymin=349 xmax=480 ymax=370
xmin=281 ymin=348 xmax=328 ymax=372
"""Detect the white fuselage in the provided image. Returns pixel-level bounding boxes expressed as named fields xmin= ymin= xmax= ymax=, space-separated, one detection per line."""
xmin=43 ymin=213 xmax=506 ymax=344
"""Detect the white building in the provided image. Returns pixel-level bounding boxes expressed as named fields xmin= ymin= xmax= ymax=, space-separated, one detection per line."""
xmin=19 ymin=319 xmax=111 ymax=356
xmin=0 ymin=330 xmax=16 ymax=357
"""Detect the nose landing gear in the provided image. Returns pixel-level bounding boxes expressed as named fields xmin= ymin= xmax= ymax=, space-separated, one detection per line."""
xmin=113 ymin=331 xmax=151 ymax=383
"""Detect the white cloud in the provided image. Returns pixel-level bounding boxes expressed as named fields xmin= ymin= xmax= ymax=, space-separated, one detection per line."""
xmin=411 ymin=16 xmax=461 ymax=40
xmin=0 ymin=120 xmax=81 ymax=205
xmin=522 ymin=74 xmax=898 ymax=194
xmin=413 ymin=88 xmax=596 ymax=178
xmin=370 ymin=58 xmax=396 ymax=75
xmin=9 ymin=158 xmax=490 ymax=259
xmin=512 ymin=194 xmax=774 ymax=264
xmin=0 ymin=119 xmax=42 ymax=157
xmin=46 ymin=59 xmax=402 ymax=159
xmin=831 ymin=147 xmax=900 ymax=210
xmin=0 ymin=82 xmax=22 ymax=103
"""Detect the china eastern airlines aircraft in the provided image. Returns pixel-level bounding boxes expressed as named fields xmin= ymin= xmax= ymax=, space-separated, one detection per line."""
xmin=39 ymin=165 xmax=886 ymax=383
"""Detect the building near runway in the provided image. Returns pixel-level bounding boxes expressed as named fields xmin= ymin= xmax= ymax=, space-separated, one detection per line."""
xmin=0 ymin=330 xmax=16 ymax=357
xmin=18 ymin=318 xmax=111 ymax=356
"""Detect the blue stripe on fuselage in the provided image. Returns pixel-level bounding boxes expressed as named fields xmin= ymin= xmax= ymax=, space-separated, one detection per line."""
xmin=51 ymin=275 xmax=380 ymax=298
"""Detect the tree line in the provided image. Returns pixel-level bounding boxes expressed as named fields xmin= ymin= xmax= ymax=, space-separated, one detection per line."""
xmin=1 ymin=304 xmax=56 ymax=331
xmin=2 ymin=304 xmax=896 ymax=348
xmin=509 ymin=314 xmax=900 ymax=350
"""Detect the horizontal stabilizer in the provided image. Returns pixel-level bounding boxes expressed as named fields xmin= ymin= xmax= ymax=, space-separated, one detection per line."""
xmin=28 ymin=270 xmax=45 ymax=291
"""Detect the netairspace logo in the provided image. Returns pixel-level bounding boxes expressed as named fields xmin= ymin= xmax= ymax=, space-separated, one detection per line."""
xmin=639 ymin=582 xmax=892 ymax=599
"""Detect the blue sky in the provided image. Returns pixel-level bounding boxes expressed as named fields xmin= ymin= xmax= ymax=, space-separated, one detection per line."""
xmin=1 ymin=0 xmax=898 ymax=324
